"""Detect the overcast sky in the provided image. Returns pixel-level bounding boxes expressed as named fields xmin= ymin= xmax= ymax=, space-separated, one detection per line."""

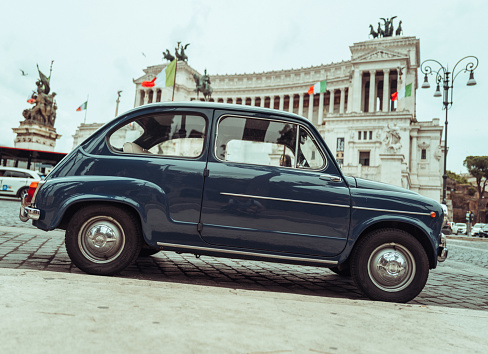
xmin=0 ymin=0 xmax=486 ymax=173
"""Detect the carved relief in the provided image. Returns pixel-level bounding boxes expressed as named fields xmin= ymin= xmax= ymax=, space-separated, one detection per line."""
xmin=383 ymin=124 xmax=402 ymax=153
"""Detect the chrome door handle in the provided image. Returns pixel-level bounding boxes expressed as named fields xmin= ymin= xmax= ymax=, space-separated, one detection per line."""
xmin=319 ymin=174 xmax=342 ymax=182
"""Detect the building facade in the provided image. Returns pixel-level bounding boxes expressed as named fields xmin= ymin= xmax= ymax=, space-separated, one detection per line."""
xmin=76 ymin=35 xmax=444 ymax=201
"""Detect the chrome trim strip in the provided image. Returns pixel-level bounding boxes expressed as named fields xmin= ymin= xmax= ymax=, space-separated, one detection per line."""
xmin=156 ymin=242 xmax=338 ymax=265
xmin=352 ymin=206 xmax=432 ymax=216
xmin=220 ymin=192 xmax=350 ymax=208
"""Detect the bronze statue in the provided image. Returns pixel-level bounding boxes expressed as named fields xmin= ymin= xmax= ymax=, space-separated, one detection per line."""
xmin=396 ymin=20 xmax=403 ymax=36
xmin=193 ymin=69 xmax=212 ymax=101
xmin=370 ymin=17 xmax=401 ymax=38
xmin=175 ymin=42 xmax=190 ymax=62
xmin=369 ymin=25 xmax=378 ymax=39
xmin=163 ymin=49 xmax=175 ymax=62
xmin=22 ymin=61 xmax=57 ymax=127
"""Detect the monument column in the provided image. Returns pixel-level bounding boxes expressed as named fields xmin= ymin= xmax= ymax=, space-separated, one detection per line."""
xmin=251 ymin=97 xmax=255 ymax=106
xmin=383 ymin=69 xmax=390 ymax=112
xmin=298 ymin=93 xmax=304 ymax=116
xmin=339 ymin=87 xmax=346 ymax=114
xmin=352 ymin=69 xmax=362 ymax=112
xmin=318 ymin=92 xmax=325 ymax=124
xmin=279 ymin=95 xmax=284 ymax=111
xmin=329 ymin=89 xmax=335 ymax=114
xmin=144 ymin=90 xmax=149 ymax=105
xmin=289 ymin=94 xmax=294 ymax=113
xmin=308 ymin=94 xmax=314 ymax=123
xmin=260 ymin=96 xmax=265 ymax=108
xmin=270 ymin=96 xmax=275 ymax=109
xmin=369 ymin=70 xmax=376 ymax=112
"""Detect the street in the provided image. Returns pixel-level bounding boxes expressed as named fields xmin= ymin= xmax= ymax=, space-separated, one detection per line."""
xmin=1 ymin=196 xmax=488 ymax=352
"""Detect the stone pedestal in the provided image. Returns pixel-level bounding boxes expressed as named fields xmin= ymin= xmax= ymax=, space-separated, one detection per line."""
xmin=379 ymin=153 xmax=404 ymax=187
xmin=12 ymin=120 xmax=61 ymax=151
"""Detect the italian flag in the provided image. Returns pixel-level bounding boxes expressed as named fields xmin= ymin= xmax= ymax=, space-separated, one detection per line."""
xmin=308 ymin=80 xmax=327 ymax=95
xmin=391 ymin=83 xmax=412 ymax=101
xmin=76 ymin=101 xmax=88 ymax=111
xmin=142 ymin=59 xmax=177 ymax=88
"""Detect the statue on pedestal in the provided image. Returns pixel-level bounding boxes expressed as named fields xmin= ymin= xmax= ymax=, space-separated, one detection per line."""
xmin=193 ymin=69 xmax=213 ymax=101
xmin=22 ymin=61 xmax=57 ymax=127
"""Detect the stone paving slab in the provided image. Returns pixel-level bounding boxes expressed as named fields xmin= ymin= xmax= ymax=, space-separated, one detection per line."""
xmin=1 ymin=225 xmax=487 ymax=310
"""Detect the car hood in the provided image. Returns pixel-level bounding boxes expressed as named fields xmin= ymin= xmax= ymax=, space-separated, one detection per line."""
xmin=348 ymin=176 xmax=418 ymax=195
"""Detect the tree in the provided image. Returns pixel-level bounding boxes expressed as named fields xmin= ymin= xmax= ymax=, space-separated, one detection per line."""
xmin=463 ymin=156 xmax=488 ymax=223
xmin=447 ymin=170 xmax=468 ymax=184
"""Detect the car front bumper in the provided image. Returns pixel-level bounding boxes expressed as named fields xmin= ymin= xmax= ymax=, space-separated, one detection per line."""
xmin=438 ymin=233 xmax=448 ymax=262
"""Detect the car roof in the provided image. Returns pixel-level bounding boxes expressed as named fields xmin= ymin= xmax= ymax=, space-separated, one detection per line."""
xmin=119 ymin=101 xmax=312 ymax=125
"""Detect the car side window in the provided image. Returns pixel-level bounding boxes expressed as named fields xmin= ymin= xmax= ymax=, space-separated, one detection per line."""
xmin=297 ymin=127 xmax=325 ymax=169
xmin=3 ymin=170 xmax=28 ymax=178
xmin=216 ymin=115 xmax=325 ymax=170
xmin=109 ymin=113 xmax=206 ymax=158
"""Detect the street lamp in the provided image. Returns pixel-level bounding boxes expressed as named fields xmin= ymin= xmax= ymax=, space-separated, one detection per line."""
xmin=420 ymin=56 xmax=479 ymax=205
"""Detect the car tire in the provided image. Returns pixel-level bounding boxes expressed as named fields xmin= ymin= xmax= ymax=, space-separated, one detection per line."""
xmin=17 ymin=187 xmax=29 ymax=199
xmin=350 ymin=228 xmax=429 ymax=303
xmin=65 ymin=205 xmax=142 ymax=275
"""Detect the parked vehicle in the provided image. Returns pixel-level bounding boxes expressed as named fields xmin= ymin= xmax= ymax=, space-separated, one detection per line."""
xmin=479 ymin=225 xmax=488 ymax=238
xmin=0 ymin=167 xmax=42 ymax=199
xmin=456 ymin=223 xmax=467 ymax=235
xmin=450 ymin=222 xmax=458 ymax=234
xmin=472 ymin=223 xmax=485 ymax=236
xmin=20 ymin=102 xmax=448 ymax=303
xmin=441 ymin=221 xmax=452 ymax=235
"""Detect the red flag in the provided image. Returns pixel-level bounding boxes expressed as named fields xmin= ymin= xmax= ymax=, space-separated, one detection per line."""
xmin=142 ymin=77 xmax=156 ymax=87
xmin=27 ymin=98 xmax=36 ymax=104
xmin=391 ymin=92 xmax=398 ymax=101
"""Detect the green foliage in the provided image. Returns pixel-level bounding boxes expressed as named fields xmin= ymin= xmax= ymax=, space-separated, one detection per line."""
xmin=464 ymin=156 xmax=488 ymax=181
xmin=468 ymin=187 xmax=476 ymax=196
xmin=447 ymin=170 xmax=468 ymax=184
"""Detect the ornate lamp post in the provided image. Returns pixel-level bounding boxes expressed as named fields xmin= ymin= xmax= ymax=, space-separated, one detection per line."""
xmin=420 ymin=56 xmax=479 ymax=205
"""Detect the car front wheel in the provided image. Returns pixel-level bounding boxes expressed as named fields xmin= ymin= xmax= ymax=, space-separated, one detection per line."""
xmin=350 ymin=228 xmax=429 ymax=303
xmin=65 ymin=205 xmax=142 ymax=275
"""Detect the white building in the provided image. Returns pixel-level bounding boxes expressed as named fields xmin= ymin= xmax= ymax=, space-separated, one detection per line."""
xmin=75 ymin=35 xmax=444 ymax=201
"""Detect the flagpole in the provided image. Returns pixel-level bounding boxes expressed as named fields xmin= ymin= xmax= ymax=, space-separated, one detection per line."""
xmin=84 ymin=94 xmax=89 ymax=124
xmin=172 ymin=60 xmax=178 ymax=101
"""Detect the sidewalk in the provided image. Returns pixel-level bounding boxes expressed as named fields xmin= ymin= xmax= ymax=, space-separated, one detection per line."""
xmin=1 ymin=267 xmax=487 ymax=353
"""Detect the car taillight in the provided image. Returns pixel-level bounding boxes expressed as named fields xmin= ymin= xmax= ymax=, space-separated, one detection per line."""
xmin=25 ymin=181 xmax=39 ymax=205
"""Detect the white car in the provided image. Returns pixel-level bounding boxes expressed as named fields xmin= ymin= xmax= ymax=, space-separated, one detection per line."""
xmin=456 ymin=223 xmax=467 ymax=235
xmin=0 ymin=167 xmax=42 ymax=199
xmin=472 ymin=223 xmax=485 ymax=236
xmin=450 ymin=222 xmax=458 ymax=234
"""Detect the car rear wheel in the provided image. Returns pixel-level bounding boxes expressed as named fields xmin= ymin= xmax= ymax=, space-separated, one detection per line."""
xmin=65 ymin=205 xmax=142 ymax=275
xmin=350 ymin=228 xmax=429 ymax=303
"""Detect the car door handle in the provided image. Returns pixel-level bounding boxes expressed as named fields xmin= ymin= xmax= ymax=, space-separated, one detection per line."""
xmin=319 ymin=174 xmax=342 ymax=183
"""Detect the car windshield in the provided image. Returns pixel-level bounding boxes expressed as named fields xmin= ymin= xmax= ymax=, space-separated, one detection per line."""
xmin=474 ymin=224 xmax=483 ymax=228
xmin=456 ymin=223 xmax=466 ymax=227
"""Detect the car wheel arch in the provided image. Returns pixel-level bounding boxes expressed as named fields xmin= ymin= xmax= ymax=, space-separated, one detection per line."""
xmin=348 ymin=220 xmax=437 ymax=270
xmin=57 ymin=200 xmax=145 ymax=242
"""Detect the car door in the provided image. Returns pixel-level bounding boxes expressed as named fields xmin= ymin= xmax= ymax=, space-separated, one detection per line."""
xmin=199 ymin=112 xmax=351 ymax=257
xmin=1 ymin=170 xmax=28 ymax=195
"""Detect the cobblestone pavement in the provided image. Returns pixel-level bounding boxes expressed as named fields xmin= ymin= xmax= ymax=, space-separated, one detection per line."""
xmin=1 ymin=197 xmax=487 ymax=310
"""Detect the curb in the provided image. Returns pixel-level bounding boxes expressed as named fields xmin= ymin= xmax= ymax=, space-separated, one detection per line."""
xmin=446 ymin=235 xmax=488 ymax=242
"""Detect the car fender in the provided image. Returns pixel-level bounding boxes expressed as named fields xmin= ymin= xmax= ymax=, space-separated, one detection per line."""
xmin=33 ymin=176 xmax=169 ymax=243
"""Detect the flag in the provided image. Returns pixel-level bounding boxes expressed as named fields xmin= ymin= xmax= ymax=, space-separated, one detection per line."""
xmin=391 ymin=83 xmax=412 ymax=101
xmin=76 ymin=101 xmax=88 ymax=111
xmin=27 ymin=97 xmax=36 ymax=104
xmin=308 ymin=80 xmax=327 ymax=95
xmin=142 ymin=59 xmax=177 ymax=88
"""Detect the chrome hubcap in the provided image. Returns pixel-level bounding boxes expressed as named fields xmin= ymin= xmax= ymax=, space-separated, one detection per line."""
xmin=78 ymin=216 xmax=125 ymax=263
xmin=368 ymin=243 xmax=415 ymax=292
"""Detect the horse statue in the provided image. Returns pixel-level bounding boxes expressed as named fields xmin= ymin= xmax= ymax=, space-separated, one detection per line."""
xmin=193 ymin=70 xmax=212 ymax=101
xmin=163 ymin=49 xmax=175 ymax=62
xmin=176 ymin=43 xmax=190 ymax=62
xmin=396 ymin=20 xmax=403 ymax=36
xmin=369 ymin=24 xmax=378 ymax=39
xmin=377 ymin=22 xmax=384 ymax=38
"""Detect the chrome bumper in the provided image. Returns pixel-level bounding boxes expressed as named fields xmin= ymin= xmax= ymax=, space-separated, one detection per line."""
xmin=438 ymin=233 xmax=448 ymax=262
xmin=19 ymin=194 xmax=41 ymax=222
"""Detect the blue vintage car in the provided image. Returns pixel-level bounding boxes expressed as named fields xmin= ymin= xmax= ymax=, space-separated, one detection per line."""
xmin=20 ymin=102 xmax=448 ymax=302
